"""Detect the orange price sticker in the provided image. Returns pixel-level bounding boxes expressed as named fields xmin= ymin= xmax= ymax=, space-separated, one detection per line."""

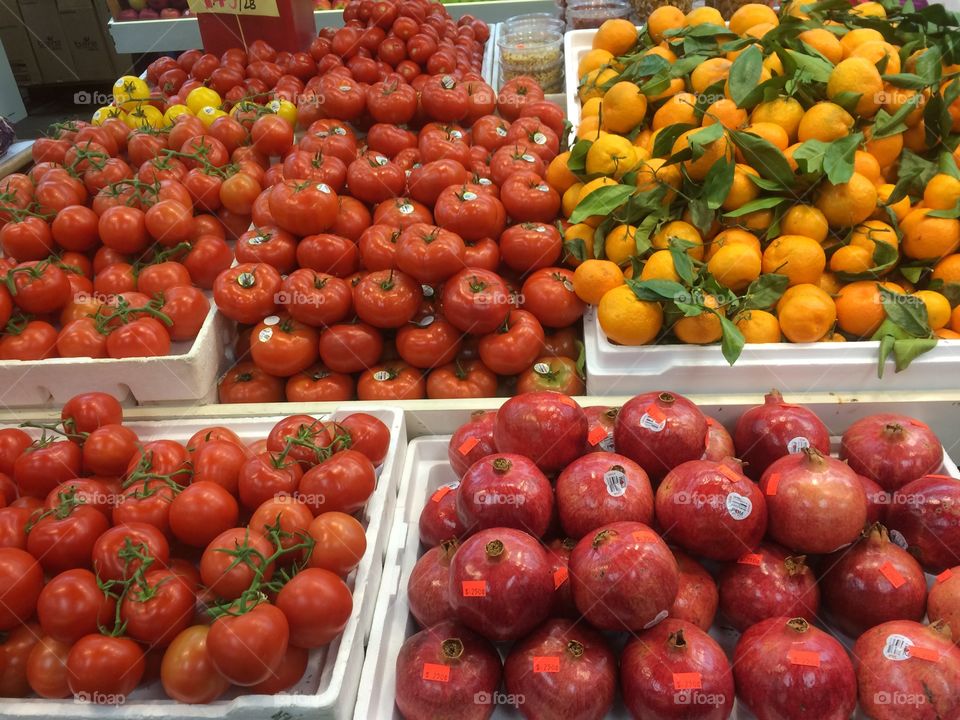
xmin=672 ymin=672 xmax=702 ymax=690
xmin=787 ymin=649 xmax=821 ymax=668
xmin=431 ymin=485 xmax=452 ymax=503
xmin=909 ymin=646 xmax=940 ymax=662
xmin=588 ymin=425 xmax=608 ymax=446
xmin=644 ymin=404 xmax=666 ymax=423
xmin=879 ymin=562 xmax=906 ymax=589
xmin=461 ymin=580 xmax=486 ymax=598
xmin=533 ymin=656 xmax=560 ymax=673
xmin=936 ymin=568 xmax=954 ymax=584
xmin=422 ymin=663 xmax=450 ymax=682
xmin=458 ymin=436 xmax=479 ymax=455
xmin=924 ymin=474 xmax=955 ymax=481
xmin=553 ymin=566 xmax=569 ymax=589
xmin=632 ymin=529 xmax=658 ymax=544
xmin=738 ymin=553 xmax=762 ymax=566
xmin=717 ymin=464 xmax=740 ymax=482
xmin=765 ymin=473 xmax=781 ymax=496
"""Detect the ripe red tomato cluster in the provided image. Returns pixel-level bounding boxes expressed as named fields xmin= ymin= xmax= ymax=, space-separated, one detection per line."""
xmin=0 ymin=391 xmax=390 ymax=703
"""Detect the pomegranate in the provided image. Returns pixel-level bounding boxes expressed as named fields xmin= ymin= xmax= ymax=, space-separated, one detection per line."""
xmin=887 ymin=474 xmax=960 ymax=572
xmin=614 ymin=391 xmax=708 ymax=481
xmin=448 ymin=411 xmax=498 ymax=478
xmin=449 ymin=527 xmax=553 ymax=642
xmin=701 ymin=415 xmax=735 ymax=462
xmin=853 ymin=620 xmax=960 ymax=720
xmin=821 ymin=523 xmax=927 ymax=638
xmin=669 ymin=548 xmax=718 ymax=631
xmin=419 ymin=481 xmax=469 ymax=547
xmin=504 ymin=619 xmax=617 ymax=720
xmin=582 ymin=405 xmax=617 ymax=454
xmin=546 ymin=537 xmax=577 ymax=618
xmin=734 ymin=617 xmax=857 ymax=720
xmin=840 ymin=413 xmax=942 ymax=492
xmin=494 ymin=391 xmax=587 ymax=473
xmin=408 ymin=541 xmax=458 ymax=629
xmin=456 ymin=454 xmax=553 ymax=538
xmin=860 ymin=473 xmax=889 ymax=525
xmin=717 ymin=542 xmax=819 ymax=631
xmin=554 ymin=452 xmax=654 ymax=539
xmin=621 ymin=619 xmax=734 ymax=720
xmin=928 ymin=566 xmax=960 ymax=644
xmin=655 ymin=458 xmax=767 ymax=560
xmin=569 ymin=521 xmax=678 ymax=631
xmin=733 ymin=389 xmax=831 ymax=480
xmin=395 ymin=620 xmax=501 ymax=720
xmin=759 ymin=448 xmax=867 ymax=553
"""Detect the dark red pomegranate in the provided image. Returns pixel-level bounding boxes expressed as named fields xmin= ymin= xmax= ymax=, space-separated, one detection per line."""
xmin=546 ymin=537 xmax=577 ymax=618
xmin=853 ymin=620 xmax=960 ymax=720
xmin=887 ymin=474 xmax=960 ymax=572
xmin=504 ymin=619 xmax=617 ymax=720
xmin=733 ymin=390 xmax=831 ymax=480
xmin=582 ymin=405 xmax=618 ymax=454
xmin=927 ymin=566 xmax=960 ymax=644
xmin=408 ymin=541 xmax=458 ymax=629
xmin=569 ymin=521 xmax=678 ymax=631
xmin=448 ymin=411 xmax=498 ymax=478
xmin=448 ymin=527 xmax=553 ymax=642
xmin=717 ymin=542 xmax=819 ymax=631
xmin=840 ymin=413 xmax=942 ymax=492
xmin=759 ymin=448 xmax=867 ymax=553
xmin=670 ymin=548 xmax=718 ymax=631
xmin=455 ymin=454 xmax=553 ymax=538
xmin=494 ymin=392 xmax=587 ymax=473
xmin=395 ymin=620 xmax=502 ymax=720
xmin=734 ymin=617 xmax=857 ymax=720
xmin=702 ymin=415 xmax=735 ymax=462
xmin=821 ymin=523 xmax=927 ymax=638
xmin=655 ymin=458 xmax=767 ymax=560
xmin=419 ymin=481 xmax=469 ymax=547
xmin=614 ymin=391 xmax=708 ymax=481
xmin=621 ymin=619 xmax=734 ymax=720
xmin=859 ymin=473 xmax=889 ymax=525
xmin=554 ymin=452 xmax=654 ymax=539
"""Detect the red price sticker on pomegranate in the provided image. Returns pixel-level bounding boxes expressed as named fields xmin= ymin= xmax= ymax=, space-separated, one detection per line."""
xmin=430 ymin=485 xmax=452 ymax=503
xmin=880 ymin=562 xmax=906 ymax=589
xmin=632 ymin=529 xmax=658 ymax=544
xmin=936 ymin=568 xmax=954 ymax=583
xmin=738 ymin=553 xmax=762 ymax=566
xmin=672 ymin=672 xmax=702 ymax=690
xmin=421 ymin=663 xmax=450 ymax=682
xmin=461 ymin=580 xmax=486 ymax=598
xmin=533 ymin=656 xmax=560 ymax=673
xmin=925 ymin=474 xmax=954 ymax=481
xmin=457 ymin=436 xmax=479 ymax=455
xmin=553 ymin=566 xmax=568 ymax=589
xmin=765 ymin=473 xmax=781 ymax=496
xmin=644 ymin=404 xmax=666 ymax=423
xmin=787 ymin=649 xmax=821 ymax=668
xmin=909 ymin=646 xmax=940 ymax=662
xmin=717 ymin=464 xmax=740 ymax=482
xmin=587 ymin=425 xmax=607 ymax=446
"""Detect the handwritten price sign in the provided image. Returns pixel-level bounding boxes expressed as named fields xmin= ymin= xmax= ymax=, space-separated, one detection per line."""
xmin=187 ymin=0 xmax=280 ymax=17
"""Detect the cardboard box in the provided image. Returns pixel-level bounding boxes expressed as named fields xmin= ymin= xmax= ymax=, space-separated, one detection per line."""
xmin=0 ymin=24 xmax=41 ymax=85
xmin=93 ymin=0 xmax=134 ymax=77
xmin=17 ymin=0 xmax=74 ymax=83
xmin=57 ymin=0 xmax=116 ymax=80
xmin=0 ymin=2 xmax=24 ymax=27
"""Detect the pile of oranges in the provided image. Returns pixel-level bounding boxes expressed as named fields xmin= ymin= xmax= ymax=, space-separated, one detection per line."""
xmin=548 ymin=2 xmax=960 ymax=359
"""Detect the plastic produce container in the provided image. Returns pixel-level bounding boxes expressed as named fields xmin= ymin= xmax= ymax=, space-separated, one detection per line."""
xmin=566 ymin=0 xmax=633 ymax=30
xmin=497 ymin=25 xmax=565 ymax=92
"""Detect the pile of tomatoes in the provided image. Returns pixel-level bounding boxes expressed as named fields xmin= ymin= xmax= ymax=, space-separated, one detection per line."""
xmin=0 ymin=391 xmax=391 ymax=703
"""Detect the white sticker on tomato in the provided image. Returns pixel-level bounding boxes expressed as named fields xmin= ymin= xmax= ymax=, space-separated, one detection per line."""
xmin=521 ymin=153 xmax=536 ymax=163
xmin=883 ymin=634 xmax=915 ymax=661
xmin=333 ymin=126 xmax=346 ymax=135
xmin=316 ymin=183 xmax=332 ymax=194
xmin=640 ymin=414 xmax=666 ymax=432
xmin=533 ymin=132 xmax=547 ymax=145
xmin=533 ymin=362 xmax=551 ymax=374
xmin=258 ymin=328 xmax=273 ymax=342
xmin=643 ymin=609 xmax=669 ymax=629
xmin=339 ymin=85 xmax=351 ymax=92
xmin=462 ymin=191 xmax=478 ymax=201
xmin=374 ymin=155 xmax=389 ymax=166
xmin=496 ymin=126 xmax=507 ymax=137
xmin=599 ymin=434 xmax=615 ymax=452
xmin=537 ymin=184 xmax=550 ymax=193
xmin=725 ymin=492 xmax=753 ymax=521
xmin=373 ymin=370 xmax=391 ymax=382
xmin=450 ymin=129 xmax=464 ymax=139
xmin=562 ymin=278 xmax=574 ymax=292
xmin=263 ymin=315 xmax=280 ymax=326
xmin=787 ymin=436 xmax=810 ymax=454
xmin=399 ymin=203 xmax=414 ymax=214
xmin=889 ymin=529 xmax=909 ymax=550
xmin=478 ymin=177 xmax=493 ymax=186
xmin=603 ymin=468 xmax=627 ymax=497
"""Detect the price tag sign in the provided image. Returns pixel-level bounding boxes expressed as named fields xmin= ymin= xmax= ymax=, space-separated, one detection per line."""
xmin=187 ymin=0 xmax=280 ymax=17
xmin=421 ymin=663 xmax=450 ymax=682
xmin=909 ymin=646 xmax=940 ymax=662
xmin=673 ymin=672 xmax=702 ymax=690
xmin=458 ymin=436 xmax=479 ymax=455
xmin=787 ymin=649 xmax=821 ymax=668
xmin=879 ymin=562 xmax=906 ymax=589
xmin=587 ymin=425 xmax=607 ymax=446
xmin=553 ymin=566 xmax=568 ymax=589
xmin=717 ymin=464 xmax=741 ymax=482
xmin=738 ymin=553 xmax=762 ymax=566
xmin=936 ymin=568 xmax=954 ymax=584
xmin=765 ymin=473 xmax=781 ymax=496
xmin=461 ymin=580 xmax=486 ymax=598
xmin=533 ymin=656 xmax=560 ymax=673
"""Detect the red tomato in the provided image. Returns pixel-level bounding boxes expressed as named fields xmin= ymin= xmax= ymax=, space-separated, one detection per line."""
xmin=367 ymin=80 xmax=418 ymax=124
xmin=275 ymin=568 xmax=352 ymax=647
xmin=219 ymin=172 xmax=262 ymax=216
xmin=67 ymin=634 xmax=145 ymax=698
xmin=331 ymin=195 xmax=373 ymax=241
xmin=285 ymin=366 xmax=355 ymax=402
xmin=26 ymin=635 xmax=71 ymax=699
xmin=477 ymin=308 xmax=546 ymax=375
xmin=426 ymin=359 xmax=498 ymax=398
xmin=183 ymin=235 xmax=234 ymax=289
xmin=137 ymin=261 xmax=192 ymax=296
xmin=98 ymin=205 xmax=149 ymax=254
xmin=192 ymin=440 xmax=248 ymax=495
xmin=500 ymin=171 xmax=561 ymax=223
xmin=395 ymin=315 xmax=462 ymax=369
xmin=235 ymin=226 xmax=297 ymax=274
xmin=0 ymin=429 xmax=32 ymax=476
xmin=268 ymin=179 xmax=339 ymax=235
xmin=521 ymin=267 xmax=586 ymax=328
xmin=159 ymin=285 xmax=210 ymax=341
xmin=279 ymin=269 xmax=352 ymax=326
xmin=505 ymin=117 xmax=560 ymax=162
xmin=237 ymin=451 xmax=303 ymax=511
xmin=441 ymin=268 xmax=512 ymax=335
xmin=353 ymin=269 xmax=420 ymax=328
xmin=37 ymin=569 xmax=116 ymax=644
xmin=282 ymin=150 xmax=347 ymax=190
xmin=206 ymin=602 xmax=288 ymax=686
xmin=406 ymin=160 xmax=470 ymax=208
xmin=498 ymin=75 xmax=546 ymax=120
xmin=218 ymin=361 xmax=286 ymax=404
xmin=356 ymin=362 xmax=426 ymax=400
xmin=27 ymin=503 xmax=110 ymax=574
xmin=9 ymin=260 xmax=70 ymax=314
xmin=160 ymin=626 xmax=230 ymax=704
xmin=252 ymin=114 xmax=295 ymax=156
xmin=433 ymin=185 xmax=506 ymax=242
xmin=14 ymin=440 xmax=81 ymax=498
xmin=249 ymin=315 xmax=320 ymax=377
xmin=0 ymin=621 xmax=40 ymax=697
xmin=106 ymin=317 xmax=171 ymax=358
xmin=418 ymin=130 xmax=471 ymax=166
xmin=519 ymin=100 xmax=566 ymax=139
xmin=200 ymin=528 xmax=275 ymax=601
xmin=0 ymin=548 xmax=43 ymax=630
xmin=81 ymin=424 xmax=138 ymax=477
xmin=0 ymin=217 xmax=55 ymax=261
xmin=346 ymin=152 xmax=405 ymax=205
xmin=168 ymin=482 xmax=239 ymax=548
xmin=517 ymin=355 xmax=585 ymax=395
xmin=318 ymin=322 xmax=383 ymax=373
xmin=0 ymin=320 xmax=58 ymax=360
xmin=339 ymin=412 xmax=391 ymax=465
xmin=296 ymin=233 xmax=360 ymax=277
xmin=296 ymin=449 xmax=376 ymax=515
xmin=213 ymin=262 xmax=282 ymax=324
xmin=395 ymin=223 xmax=466 ymax=284
xmin=51 ymin=205 xmax=99 ymax=252
xmin=490 ymin=142 xmax=547 ymax=186
xmin=500 ymin=222 xmax=563 ymax=272
xmin=464 ymin=79 xmax=497 ymax=124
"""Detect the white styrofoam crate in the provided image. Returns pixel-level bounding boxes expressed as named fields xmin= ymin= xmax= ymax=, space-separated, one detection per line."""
xmin=564 ymin=27 xmax=598 ymax=129
xmin=356 ymin=427 xmax=959 ymax=720
xmin=1 ymin=407 xmax=407 ymax=720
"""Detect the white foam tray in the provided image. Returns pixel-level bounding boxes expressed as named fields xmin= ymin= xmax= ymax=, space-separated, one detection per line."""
xmin=564 ymin=27 xmax=600 ymax=129
xmin=355 ymin=428 xmax=959 ymax=720
xmin=0 ymin=407 xmax=407 ymax=720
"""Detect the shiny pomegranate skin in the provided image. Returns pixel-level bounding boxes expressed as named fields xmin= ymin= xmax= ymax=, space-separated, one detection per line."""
xmin=408 ymin=541 xmax=459 ymax=629
xmin=887 ymin=474 xmax=960 ymax=572
xmin=927 ymin=567 xmax=960 ymax=644
xmin=717 ymin=542 xmax=819 ymax=631
xmin=494 ymin=391 xmax=587 ymax=474
xmin=419 ymin=481 xmax=469 ymax=546
xmin=554 ymin=452 xmax=654 ymax=540
xmin=759 ymin=449 xmax=867 ymax=553
xmin=621 ymin=619 xmax=734 ymax=720
xmin=395 ymin=620 xmax=502 ymax=720
xmin=582 ymin=405 xmax=618 ymax=454
xmin=448 ymin=527 xmax=553 ymax=642
xmin=448 ymin=411 xmax=498 ymax=478
xmin=545 ymin=538 xmax=577 ymax=618
xmin=821 ymin=523 xmax=927 ymax=638
xmin=733 ymin=617 xmax=857 ymax=720
xmin=669 ymin=548 xmax=718 ymax=631
xmin=840 ymin=413 xmax=942 ymax=492
xmin=569 ymin=521 xmax=678 ymax=631
xmin=655 ymin=458 xmax=767 ymax=560
xmin=733 ymin=389 xmax=831 ymax=480
xmin=853 ymin=620 xmax=960 ymax=720
xmin=860 ymin=473 xmax=889 ymax=525
xmin=504 ymin=619 xmax=617 ymax=720
xmin=701 ymin=415 xmax=735 ymax=462
xmin=456 ymin=454 xmax=553 ymax=538
xmin=614 ymin=391 xmax=707 ymax=481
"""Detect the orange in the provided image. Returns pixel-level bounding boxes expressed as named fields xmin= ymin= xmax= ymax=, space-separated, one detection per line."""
xmin=645 ymin=44 xmax=678 ymax=63
xmin=674 ymin=294 xmax=724 ymax=344
xmin=761 ymin=235 xmax=827 ymax=286
xmin=735 ymin=310 xmax=782 ymax=343
xmin=840 ymin=28 xmax=885 ymax=58
xmin=903 ymin=120 xmax=929 ymax=153
xmin=923 ymin=173 xmax=960 ymax=211
xmin=829 ymin=244 xmax=874 ymax=274
xmin=641 ymin=250 xmax=681 ymax=281
xmin=576 ymin=115 xmax=602 ymax=141
xmin=740 ymin=122 xmax=789 ymax=153
xmin=598 ymin=285 xmax=663 ymax=345
xmin=777 ymin=284 xmax=837 ymax=342
xmin=745 ymin=22 xmax=777 ymax=39
xmin=653 ymin=92 xmax=698 ymax=130
xmin=573 ymin=259 xmax=625 ymax=305
xmin=914 ymin=290 xmax=951 ymax=330
xmin=577 ymin=177 xmax=622 ymax=227
xmin=750 ymin=97 xmax=804 ymax=142
xmin=563 ymin=223 xmax=595 ymax=267
xmin=685 ymin=6 xmax=724 ymax=26
xmin=721 ymin=164 xmax=760 ymax=212
xmin=952 ymin=303 xmax=960 ymax=332
xmin=562 ymin=182 xmax=584 ymax=218
xmin=647 ymin=5 xmax=686 ymax=43
xmin=827 ymin=57 xmax=884 ymax=117
xmin=604 ymin=224 xmax=639 ymax=265
xmin=735 ymin=208 xmax=775 ymax=233
xmin=634 ymin=157 xmax=681 ymax=202
xmin=672 ymin=129 xmax=732 ymax=181
xmin=835 ymin=280 xmax=897 ymax=337
xmin=546 ymin=152 xmax=578 ymax=194
xmin=781 ymin=205 xmax=829 ymax=244
xmin=690 ymin=58 xmax=732 ymax=94
xmin=851 ymin=1 xmax=886 ymax=17
xmin=586 ymin=134 xmax=637 ymax=179
xmin=578 ymin=48 xmax=615 ymax=78
xmin=581 ymin=97 xmax=603 ymax=118
xmin=901 ymin=208 xmax=960 ymax=261
xmin=578 ymin=68 xmax=618 ymax=103
xmin=863 ymin=127 xmax=904 ymax=168
xmin=798 ymin=28 xmax=843 ymax=64
xmin=706 ymin=228 xmax=761 ymax=261
xmin=815 ymin=172 xmax=878 ymax=227
xmin=849 ymin=220 xmax=899 ymax=254
xmin=853 ymin=151 xmax=882 ymax=185
xmin=820 ymin=271 xmax=842 ymax=295
xmin=874 ymin=183 xmax=911 ymax=222
xmin=932 ymin=254 xmax=960 ymax=284
xmin=936 ymin=328 xmax=960 ymax=339
xmin=592 ymin=18 xmax=638 ymax=56
xmin=798 ymin=102 xmax=854 ymax=142
xmin=882 ymin=86 xmax=925 ymax=127
xmin=652 ymin=220 xmax=704 ymax=260
xmin=601 ymin=81 xmax=648 ymax=133
xmin=708 ymin=243 xmax=761 ymax=292
xmin=647 ymin=77 xmax=687 ymax=103
xmin=703 ymin=98 xmax=749 ymax=130
xmin=729 ymin=3 xmax=778 ymax=35
xmin=851 ymin=40 xmax=901 ymax=74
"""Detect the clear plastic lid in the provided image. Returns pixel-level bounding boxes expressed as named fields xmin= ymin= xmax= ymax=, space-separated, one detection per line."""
xmin=503 ymin=12 xmax=566 ymax=34
xmin=566 ymin=0 xmax=634 ymax=29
